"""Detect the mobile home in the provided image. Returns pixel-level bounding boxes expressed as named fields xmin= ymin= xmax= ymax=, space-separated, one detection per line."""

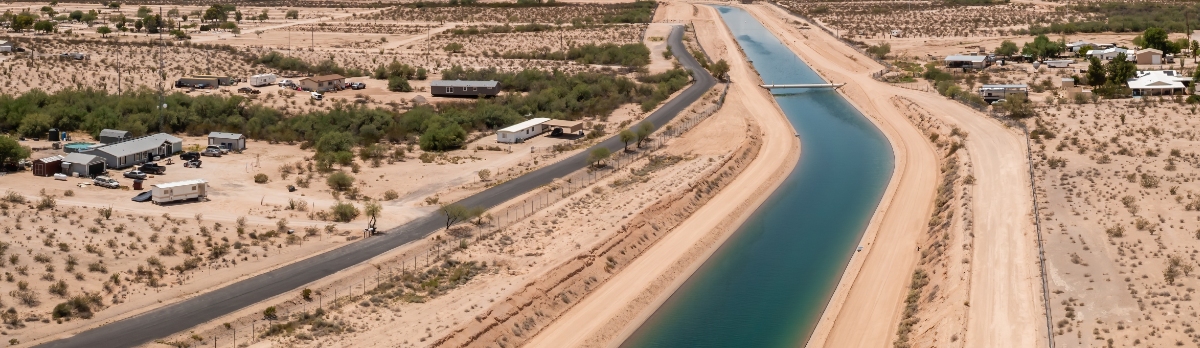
xmin=151 ymin=179 xmax=209 ymax=204
xmin=496 ymin=118 xmax=550 ymax=143
xmin=431 ymin=80 xmax=501 ymax=98
xmin=249 ymin=74 xmax=277 ymax=87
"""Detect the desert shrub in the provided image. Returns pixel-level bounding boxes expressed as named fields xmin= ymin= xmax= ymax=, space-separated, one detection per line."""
xmin=326 ymin=172 xmax=355 ymax=191
xmin=330 ymin=202 xmax=360 ymax=222
xmin=254 ymin=173 xmax=269 ymax=184
xmin=383 ymin=189 xmax=399 ymax=200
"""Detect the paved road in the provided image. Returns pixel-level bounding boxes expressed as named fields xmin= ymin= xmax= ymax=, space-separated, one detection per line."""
xmin=36 ymin=24 xmax=715 ymax=348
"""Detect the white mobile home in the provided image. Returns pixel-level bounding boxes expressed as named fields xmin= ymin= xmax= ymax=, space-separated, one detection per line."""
xmin=496 ymin=118 xmax=550 ymax=144
xmin=249 ymin=74 xmax=277 ymax=87
xmin=1044 ymin=60 xmax=1073 ymax=68
xmin=151 ymin=179 xmax=208 ymax=204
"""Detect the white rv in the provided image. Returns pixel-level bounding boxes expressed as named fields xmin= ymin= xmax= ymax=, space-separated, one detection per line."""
xmin=151 ymin=179 xmax=208 ymax=204
xmin=249 ymin=74 xmax=278 ymax=87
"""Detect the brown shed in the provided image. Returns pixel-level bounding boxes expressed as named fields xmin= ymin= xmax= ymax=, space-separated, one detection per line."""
xmin=32 ymin=155 xmax=64 ymax=177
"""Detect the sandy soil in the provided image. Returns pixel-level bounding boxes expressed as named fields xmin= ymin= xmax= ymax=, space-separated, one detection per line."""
xmin=1029 ymin=97 xmax=1200 ymax=347
xmin=747 ymin=3 xmax=1042 ymax=348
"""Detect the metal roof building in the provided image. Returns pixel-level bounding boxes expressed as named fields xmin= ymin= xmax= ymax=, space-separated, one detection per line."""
xmin=497 ymin=118 xmax=550 ymax=143
xmin=99 ymin=129 xmax=130 ymax=144
xmin=208 ymin=132 xmax=247 ymax=151
xmin=61 ymin=153 xmax=106 ymax=177
xmin=87 ymin=133 xmax=183 ymax=169
xmin=431 ymin=80 xmax=500 ymax=98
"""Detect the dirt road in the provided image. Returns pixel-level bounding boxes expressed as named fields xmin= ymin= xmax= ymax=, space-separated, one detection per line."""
xmin=744 ymin=4 xmax=1041 ymax=348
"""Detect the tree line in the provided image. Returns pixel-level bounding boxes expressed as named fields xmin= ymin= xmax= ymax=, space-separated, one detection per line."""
xmin=0 ymin=66 xmax=691 ymax=163
xmin=498 ymin=43 xmax=651 ymax=68
xmin=1030 ymin=2 xmax=1200 ymax=35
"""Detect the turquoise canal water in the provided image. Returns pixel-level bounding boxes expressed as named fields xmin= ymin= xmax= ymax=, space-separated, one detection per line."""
xmin=621 ymin=6 xmax=896 ymax=348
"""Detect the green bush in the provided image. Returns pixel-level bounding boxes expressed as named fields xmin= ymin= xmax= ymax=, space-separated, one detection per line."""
xmin=326 ymin=171 xmax=354 ymax=191
xmin=254 ymin=173 xmax=268 ymax=184
xmin=388 ymin=76 xmax=413 ymax=92
xmin=330 ymin=202 xmax=360 ymax=222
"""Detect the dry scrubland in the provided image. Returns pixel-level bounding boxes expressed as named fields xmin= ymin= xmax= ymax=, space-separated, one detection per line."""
xmin=775 ymin=0 xmax=1077 ymax=39
xmin=1030 ymin=95 xmax=1200 ymax=347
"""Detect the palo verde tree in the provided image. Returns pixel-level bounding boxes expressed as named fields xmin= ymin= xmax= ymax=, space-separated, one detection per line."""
xmin=364 ymin=201 xmax=382 ymax=231
xmin=588 ymin=147 xmax=610 ymax=167
xmin=619 ymin=129 xmax=635 ymax=151
xmin=438 ymin=203 xmax=479 ymax=230
xmin=635 ymin=121 xmax=653 ymax=148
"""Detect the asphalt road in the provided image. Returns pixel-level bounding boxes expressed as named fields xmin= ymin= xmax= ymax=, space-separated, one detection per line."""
xmin=36 ymin=24 xmax=716 ymax=348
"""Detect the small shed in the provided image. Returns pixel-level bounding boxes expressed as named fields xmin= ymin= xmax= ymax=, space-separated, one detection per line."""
xmin=61 ymin=153 xmax=106 ymax=177
xmin=1135 ymin=48 xmax=1163 ymax=65
xmin=497 ymin=118 xmax=550 ymax=143
xmin=298 ymin=74 xmax=346 ymax=92
xmin=431 ymin=80 xmax=501 ymax=98
xmin=32 ymin=155 xmax=64 ymax=177
xmin=151 ymin=179 xmax=208 ymax=205
xmin=99 ymin=129 xmax=130 ymax=144
xmin=208 ymin=132 xmax=246 ymax=151
xmin=543 ymin=119 xmax=583 ymax=135
xmin=1060 ymin=78 xmax=1074 ymax=88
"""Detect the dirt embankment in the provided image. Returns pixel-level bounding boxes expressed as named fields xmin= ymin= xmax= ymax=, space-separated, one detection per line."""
xmin=431 ymin=112 xmax=764 ymax=348
xmin=889 ymin=96 xmax=976 ymax=348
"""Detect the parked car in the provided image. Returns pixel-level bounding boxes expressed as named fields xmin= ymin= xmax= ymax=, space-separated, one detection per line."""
xmin=206 ymin=145 xmax=228 ymax=154
xmin=349 ymin=82 xmax=366 ymax=90
xmin=194 ymin=83 xmax=211 ymax=89
xmin=278 ymin=79 xmax=295 ymax=87
xmin=180 ymin=152 xmax=201 ymax=161
xmin=139 ymin=162 xmax=166 ymax=175
xmin=311 ymin=92 xmax=323 ymax=100
xmin=201 ymin=148 xmax=222 ymax=157
xmin=183 ymin=159 xmax=202 ymax=168
xmin=237 ymin=87 xmax=261 ymax=94
xmin=123 ymin=170 xmax=147 ymax=180
xmin=93 ymin=176 xmax=120 ymax=189
xmin=174 ymin=80 xmax=190 ymax=88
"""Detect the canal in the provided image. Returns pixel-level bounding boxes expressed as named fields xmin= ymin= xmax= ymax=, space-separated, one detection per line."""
xmin=621 ymin=6 xmax=896 ymax=348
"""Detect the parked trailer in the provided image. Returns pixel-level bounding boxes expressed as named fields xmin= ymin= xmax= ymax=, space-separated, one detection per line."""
xmin=151 ymin=179 xmax=208 ymax=204
xmin=1044 ymin=60 xmax=1073 ymax=68
xmin=249 ymin=74 xmax=277 ymax=87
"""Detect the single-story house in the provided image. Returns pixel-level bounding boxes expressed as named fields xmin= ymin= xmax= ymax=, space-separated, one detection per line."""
xmin=208 ymin=132 xmax=246 ymax=151
xmin=1127 ymin=70 xmax=1193 ymax=96
xmin=944 ymin=55 xmax=990 ymax=69
xmin=99 ymin=129 xmax=130 ymax=144
xmin=0 ymin=40 xmax=14 ymax=53
xmin=496 ymin=118 xmax=550 ymax=144
xmin=61 ymin=153 xmax=106 ymax=177
xmin=298 ymin=74 xmax=345 ymax=92
xmin=1087 ymin=47 xmax=1130 ymax=61
xmin=1060 ymin=78 xmax=1075 ymax=88
xmin=1135 ymin=48 xmax=1163 ymax=65
xmin=86 ymin=133 xmax=183 ymax=169
xmin=431 ymin=80 xmax=501 ymax=98
xmin=978 ymin=84 xmax=1028 ymax=103
xmin=1067 ymin=41 xmax=1115 ymax=53
xmin=32 ymin=155 xmax=64 ymax=177
xmin=543 ymin=119 xmax=584 ymax=135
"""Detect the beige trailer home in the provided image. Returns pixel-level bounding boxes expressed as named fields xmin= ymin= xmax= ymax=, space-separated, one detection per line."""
xmin=151 ymin=179 xmax=208 ymax=204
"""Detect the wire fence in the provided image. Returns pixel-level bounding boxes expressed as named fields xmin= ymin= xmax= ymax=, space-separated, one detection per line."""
xmin=174 ymin=82 xmax=732 ymax=347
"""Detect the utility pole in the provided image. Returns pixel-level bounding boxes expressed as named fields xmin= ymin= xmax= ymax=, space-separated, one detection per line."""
xmin=158 ymin=6 xmax=165 ymax=132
